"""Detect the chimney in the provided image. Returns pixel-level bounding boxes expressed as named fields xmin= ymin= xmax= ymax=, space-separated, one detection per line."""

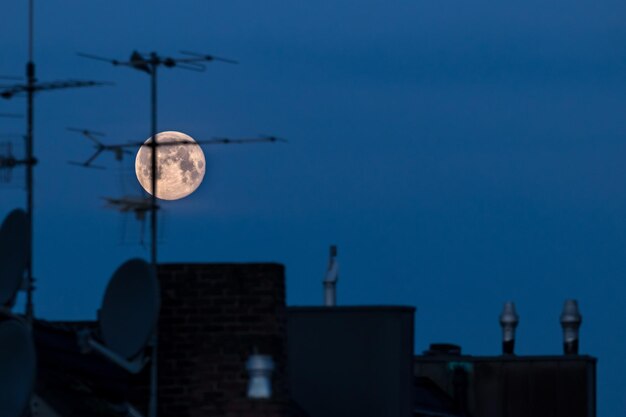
xmin=155 ymin=263 xmax=289 ymax=417
xmin=323 ymin=245 xmax=338 ymax=306
xmin=560 ymin=299 xmax=582 ymax=355
xmin=499 ymin=302 xmax=519 ymax=355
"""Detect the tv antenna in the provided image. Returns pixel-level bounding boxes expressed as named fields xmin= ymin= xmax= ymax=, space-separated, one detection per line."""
xmin=0 ymin=0 xmax=109 ymax=323
xmin=73 ymin=132 xmax=283 ymax=247
xmin=68 ymin=130 xmax=285 ymax=171
xmin=66 ymin=127 xmax=132 ymax=169
xmin=103 ymin=194 xmax=156 ymax=247
xmin=78 ymin=51 xmax=285 ymax=417
xmin=78 ymin=51 xmax=234 ymax=417
xmin=95 ymin=133 xmax=284 ymax=246
xmin=0 ymin=141 xmax=20 ymax=183
xmin=77 ymin=50 xmax=238 ymax=272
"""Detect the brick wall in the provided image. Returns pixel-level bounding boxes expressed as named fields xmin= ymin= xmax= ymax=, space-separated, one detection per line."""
xmin=156 ymin=263 xmax=289 ymax=417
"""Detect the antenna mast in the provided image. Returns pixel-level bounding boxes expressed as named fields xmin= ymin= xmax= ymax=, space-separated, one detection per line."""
xmin=25 ymin=0 xmax=35 ymax=322
xmin=77 ymin=50 xmax=237 ymax=270
xmin=78 ymin=49 xmax=238 ymax=417
xmin=0 ymin=0 xmax=107 ymax=322
xmin=150 ymin=56 xmax=157 ymax=268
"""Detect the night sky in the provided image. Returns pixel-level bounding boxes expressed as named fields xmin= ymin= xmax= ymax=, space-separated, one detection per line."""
xmin=2 ymin=1 xmax=626 ymax=415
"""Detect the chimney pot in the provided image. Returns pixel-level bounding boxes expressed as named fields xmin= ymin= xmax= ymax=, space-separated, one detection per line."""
xmin=560 ymin=299 xmax=582 ymax=355
xmin=499 ymin=301 xmax=519 ymax=355
xmin=246 ymin=354 xmax=275 ymax=399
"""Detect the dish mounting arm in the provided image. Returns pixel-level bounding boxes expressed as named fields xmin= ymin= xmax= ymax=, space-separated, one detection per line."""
xmin=76 ymin=329 xmax=150 ymax=374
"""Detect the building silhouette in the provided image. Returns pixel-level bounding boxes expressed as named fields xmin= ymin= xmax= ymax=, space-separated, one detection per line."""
xmin=30 ymin=262 xmax=596 ymax=417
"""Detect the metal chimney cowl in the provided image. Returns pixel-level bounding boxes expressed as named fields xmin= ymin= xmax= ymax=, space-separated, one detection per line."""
xmin=499 ymin=301 xmax=519 ymax=355
xmin=560 ymin=299 xmax=582 ymax=355
xmin=246 ymin=353 xmax=275 ymax=400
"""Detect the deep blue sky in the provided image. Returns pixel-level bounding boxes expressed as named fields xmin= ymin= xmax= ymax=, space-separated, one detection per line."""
xmin=2 ymin=0 xmax=626 ymax=415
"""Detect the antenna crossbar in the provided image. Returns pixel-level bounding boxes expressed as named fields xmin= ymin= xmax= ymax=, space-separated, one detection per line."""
xmin=0 ymin=80 xmax=110 ymax=99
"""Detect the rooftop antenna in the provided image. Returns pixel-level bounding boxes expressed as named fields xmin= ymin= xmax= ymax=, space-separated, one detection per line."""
xmin=65 ymin=128 xmax=281 ymax=245
xmin=93 ymin=133 xmax=285 ymax=245
xmin=66 ymin=127 xmax=132 ymax=169
xmin=76 ymin=53 xmax=286 ymax=417
xmin=0 ymin=313 xmax=37 ymax=417
xmin=68 ymin=132 xmax=286 ymax=172
xmin=323 ymin=245 xmax=338 ymax=306
xmin=0 ymin=137 xmax=27 ymax=188
xmin=77 ymin=50 xmax=237 ymax=272
xmin=0 ymin=0 xmax=108 ymax=323
xmin=93 ymin=133 xmax=285 ymax=153
xmin=0 ymin=141 xmax=18 ymax=183
xmin=103 ymin=194 xmax=155 ymax=246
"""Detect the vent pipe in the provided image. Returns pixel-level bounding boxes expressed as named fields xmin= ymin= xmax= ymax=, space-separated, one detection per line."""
xmin=560 ymin=299 xmax=582 ymax=355
xmin=323 ymin=245 xmax=338 ymax=306
xmin=499 ymin=301 xmax=519 ymax=355
xmin=246 ymin=353 xmax=275 ymax=399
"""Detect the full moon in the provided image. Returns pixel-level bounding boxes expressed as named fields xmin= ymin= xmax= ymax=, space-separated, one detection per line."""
xmin=135 ymin=131 xmax=206 ymax=200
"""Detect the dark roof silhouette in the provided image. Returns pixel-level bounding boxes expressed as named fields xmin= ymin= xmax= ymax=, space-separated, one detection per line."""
xmin=33 ymin=319 xmax=139 ymax=417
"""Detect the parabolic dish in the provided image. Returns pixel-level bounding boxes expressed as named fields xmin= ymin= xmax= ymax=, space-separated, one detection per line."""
xmin=0 ymin=317 xmax=36 ymax=417
xmin=0 ymin=209 xmax=29 ymax=308
xmin=100 ymin=259 xmax=160 ymax=360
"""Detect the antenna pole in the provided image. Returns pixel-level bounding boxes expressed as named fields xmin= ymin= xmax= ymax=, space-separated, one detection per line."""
xmin=25 ymin=0 xmax=36 ymax=322
xmin=148 ymin=55 xmax=158 ymax=417
xmin=150 ymin=57 xmax=158 ymax=268
xmin=0 ymin=0 xmax=105 ymax=324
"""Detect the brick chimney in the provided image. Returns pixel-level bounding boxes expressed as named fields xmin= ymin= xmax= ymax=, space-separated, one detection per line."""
xmin=156 ymin=263 xmax=289 ymax=417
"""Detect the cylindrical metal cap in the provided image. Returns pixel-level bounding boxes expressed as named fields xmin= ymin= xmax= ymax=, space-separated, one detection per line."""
xmin=499 ymin=301 xmax=519 ymax=341
xmin=560 ymin=299 xmax=582 ymax=354
xmin=246 ymin=354 xmax=275 ymax=399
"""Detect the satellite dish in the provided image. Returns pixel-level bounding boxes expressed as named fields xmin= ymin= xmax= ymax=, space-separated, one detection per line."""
xmin=0 ymin=316 xmax=36 ymax=417
xmin=99 ymin=258 xmax=160 ymax=360
xmin=0 ymin=209 xmax=28 ymax=307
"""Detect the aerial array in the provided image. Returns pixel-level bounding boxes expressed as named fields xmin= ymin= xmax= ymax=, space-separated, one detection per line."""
xmin=0 ymin=1 xmax=285 ymax=417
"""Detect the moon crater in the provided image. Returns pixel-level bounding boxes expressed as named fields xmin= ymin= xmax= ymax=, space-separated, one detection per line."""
xmin=135 ymin=131 xmax=206 ymax=200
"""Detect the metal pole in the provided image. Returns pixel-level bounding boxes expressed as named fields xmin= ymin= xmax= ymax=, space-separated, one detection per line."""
xmin=150 ymin=58 xmax=157 ymax=267
xmin=25 ymin=0 xmax=35 ymax=322
xmin=148 ymin=56 xmax=158 ymax=417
